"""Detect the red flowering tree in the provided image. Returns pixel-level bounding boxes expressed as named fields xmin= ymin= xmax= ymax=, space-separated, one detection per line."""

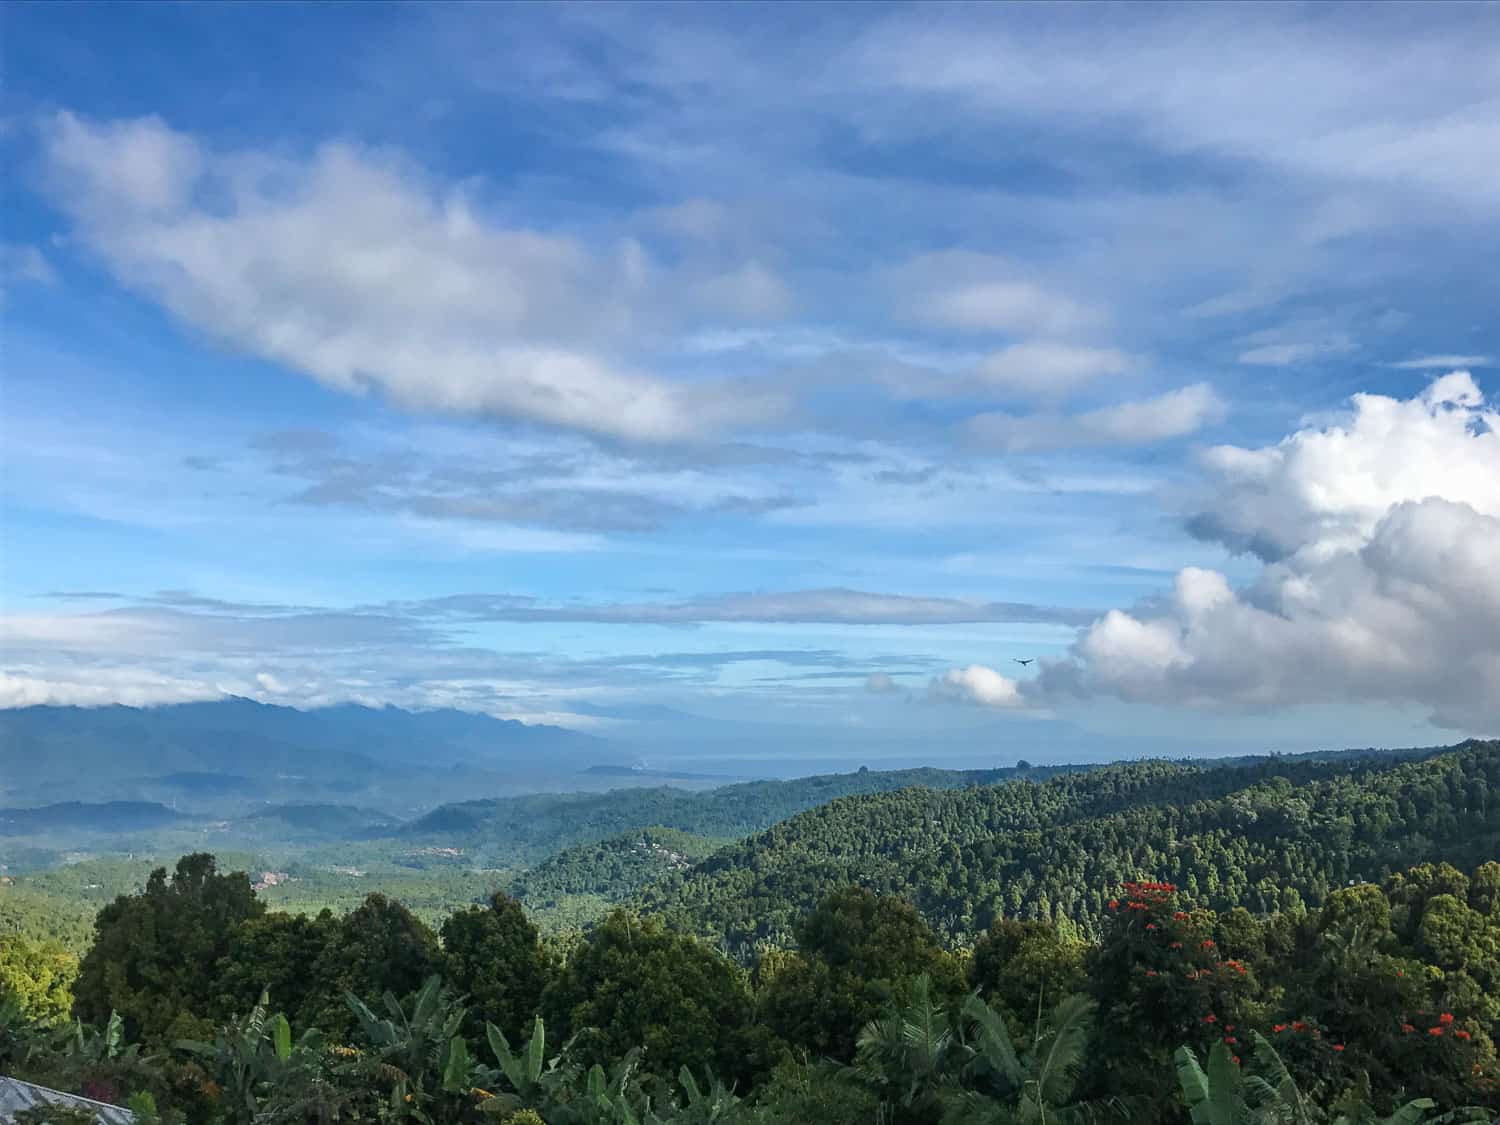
xmin=1087 ymin=881 xmax=1263 ymax=1103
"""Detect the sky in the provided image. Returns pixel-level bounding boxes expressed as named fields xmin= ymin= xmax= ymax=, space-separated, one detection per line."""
xmin=2 ymin=2 xmax=1498 ymax=768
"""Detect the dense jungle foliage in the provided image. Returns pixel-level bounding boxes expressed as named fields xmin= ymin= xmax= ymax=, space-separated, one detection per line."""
xmin=2 ymin=741 xmax=1498 ymax=1123
xmin=638 ymin=741 xmax=1500 ymax=952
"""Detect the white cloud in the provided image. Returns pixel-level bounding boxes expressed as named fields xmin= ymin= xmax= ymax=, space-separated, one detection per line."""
xmin=864 ymin=672 xmax=900 ymax=694
xmin=0 ymin=668 xmax=226 ymax=709
xmin=696 ymin=260 xmax=793 ymax=320
xmin=1046 ymin=373 xmax=1500 ymax=729
xmin=857 ymin=7 xmax=1500 ymax=213
xmin=1189 ymin=370 xmax=1499 ymax=560
xmin=967 ymin=382 xmax=1226 ymax=452
xmin=974 ymin=342 xmax=1136 ymax=398
xmin=925 ymin=281 xmax=1091 ymax=335
xmin=1237 ymin=342 xmax=1350 ymax=367
xmin=1390 ymin=354 xmax=1491 ymax=370
xmin=38 ymin=112 xmax=780 ymax=443
xmin=930 ymin=664 xmax=1025 ymax=708
xmin=255 ymin=670 xmax=292 ymax=695
xmin=895 ymin=252 xmax=1099 ymax=336
xmin=1 ymin=244 xmax=58 ymax=288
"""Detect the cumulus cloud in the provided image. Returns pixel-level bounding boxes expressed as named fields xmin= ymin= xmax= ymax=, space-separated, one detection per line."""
xmin=1044 ymin=373 xmax=1500 ymax=730
xmin=1186 ymin=371 xmax=1498 ymax=561
xmin=966 ymin=383 xmax=1226 ymax=452
xmin=37 ymin=112 xmax=782 ymax=443
xmin=864 ymin=672 xmax=900 ymax=694
xmin=930 ymin=664 xmax=1025 ymax=709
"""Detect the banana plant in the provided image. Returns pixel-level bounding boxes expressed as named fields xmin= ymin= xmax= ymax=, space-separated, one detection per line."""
xmin=344 ymin=975 xmax=496 ymax=1122
xmin=178 ymin=991 xmax=335 ymax=1125
xmin=487 ymin=1015 xmax=551 ymax=1104
xmin=1175 ymin=1033 xmax=1443 ymax=1125
xmin=667 ymin=1066 xmax=744 ymax=1124
xmin=952 ymin=992 xmax=1125 ymax=1125
xmin=1174 ymin=1040 xmax=1258 ymax=1125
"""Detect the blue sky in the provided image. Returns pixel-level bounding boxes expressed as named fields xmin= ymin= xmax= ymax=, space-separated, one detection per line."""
xmin=2 ymin=2 xmax=1498 ymax=767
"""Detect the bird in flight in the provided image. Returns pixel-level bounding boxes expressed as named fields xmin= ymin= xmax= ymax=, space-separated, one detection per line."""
xmin=1013 ymin=658 xmax=1034 ymax=667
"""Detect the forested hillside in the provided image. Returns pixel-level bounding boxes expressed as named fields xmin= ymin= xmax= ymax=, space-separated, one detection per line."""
xmin=400 ymin=762 xmax=1063 ymax=866
xmin=509 ymin=827 xmax=730 ymax=931
xmin=638 ymin=741 xmax=1500 ymax=952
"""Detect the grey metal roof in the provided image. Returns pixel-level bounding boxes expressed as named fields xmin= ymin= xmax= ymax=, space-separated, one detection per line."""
xmin=0 ymin=1075 xmax=135 ymax=1124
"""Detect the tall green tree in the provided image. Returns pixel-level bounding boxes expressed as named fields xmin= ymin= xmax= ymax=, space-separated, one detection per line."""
xmin=73 ymin=853 xmax=264 ymax=1042
xmin=758 ymin=886 xmax=962 ymax=1063
xmin=968 ymin=919 xmax=1085 ymax=1032
xmin=441 ymin=892 xmax=551 ymax=1042
xmin=306 ymin=893 xmax=443 ymax=1039
xmin=543 ymin=910 xmax=769 ymax=1085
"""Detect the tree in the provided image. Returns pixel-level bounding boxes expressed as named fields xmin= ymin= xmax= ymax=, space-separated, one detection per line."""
xmin=543 ymin=910 xmax=768 ymax=1085
xmin=72 ymin=853 xmax=264 ymax=1043
xmin=0 ymin=934 xmax=77 ymax=1024
xmin=850 ymin=974 xmax=959 ymax=1123
xmin=968 ymin=919 xmax=1085 ymax=1032
xmin=951 ymin=992 xmax=1119 ymax=1124
xmin=441 ymin=892 xmax=552 ymax=1042
xmin=306 ymin=893 xmax=443 ymax=1039
xmin=759 ymin=886 xmax=962 ymax=1063
xmin=214 ymin=909 xmax=338 ymax=1028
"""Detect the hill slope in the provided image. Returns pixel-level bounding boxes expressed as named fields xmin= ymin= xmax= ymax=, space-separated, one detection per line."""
xmin=635 ymin=740 xmax=1500 ymax=953
xmin=401 ymin=763 xmax=1076 ymax=866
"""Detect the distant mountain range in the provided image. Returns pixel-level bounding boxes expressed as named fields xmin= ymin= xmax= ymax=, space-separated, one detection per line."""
xmin=0 ymin=698 xmax=622 ymax=810
xmin=0 ymin=800 xmax=187 ymax=836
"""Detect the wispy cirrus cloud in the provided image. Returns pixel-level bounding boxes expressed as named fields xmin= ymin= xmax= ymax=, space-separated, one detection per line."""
xmin=1390 ymin=355 xmax=1491 ymax=370
xmin=965 ymin=383 xmax=1226 ymax=453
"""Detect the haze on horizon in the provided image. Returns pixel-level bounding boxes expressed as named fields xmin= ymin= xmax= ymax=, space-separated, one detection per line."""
xmin=2 ymin=2 xmax=1498 ymax=767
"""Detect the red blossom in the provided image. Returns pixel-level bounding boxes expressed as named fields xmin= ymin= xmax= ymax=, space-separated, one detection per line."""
xmin=1232 ymin=1056 xmax=1241 ymax=1066
xmin=1146 ymin=970 xmax=1158 ymax=978
xmin=1171 ymin=941 xmax=1183 ymax=950
xmin=1273 ymin=1024 xmax=1288 ymax=1033
xmin=1456 ymin=1030 xmax=1472 ymax=1041
xmin=1108 ymin=899 xmax=1119 ymax=910
xmin=1430 ymin=1027 xmax=1446 ymax=1037
xmin=1224 ymin=1036 xmax=1237 ymax=1045
xmin=1201 ymin=940 xmax=1215 ymax=949
xmin=1402 ymin=1024 xmax=1415 ymax=1034
xmin=1440 ymin=1013 xmax=1455 ymax=1025
xmin=1292 ymin=1022 xmax=1307 ymax=1032
xmin=1333 ymin=1044 xmax=1345 ymax=1053
xmin=1203 ymin=1014 xmax=1217 ymax=1024
xmin=1146 ymin=923 xmax=1158 ymax=931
